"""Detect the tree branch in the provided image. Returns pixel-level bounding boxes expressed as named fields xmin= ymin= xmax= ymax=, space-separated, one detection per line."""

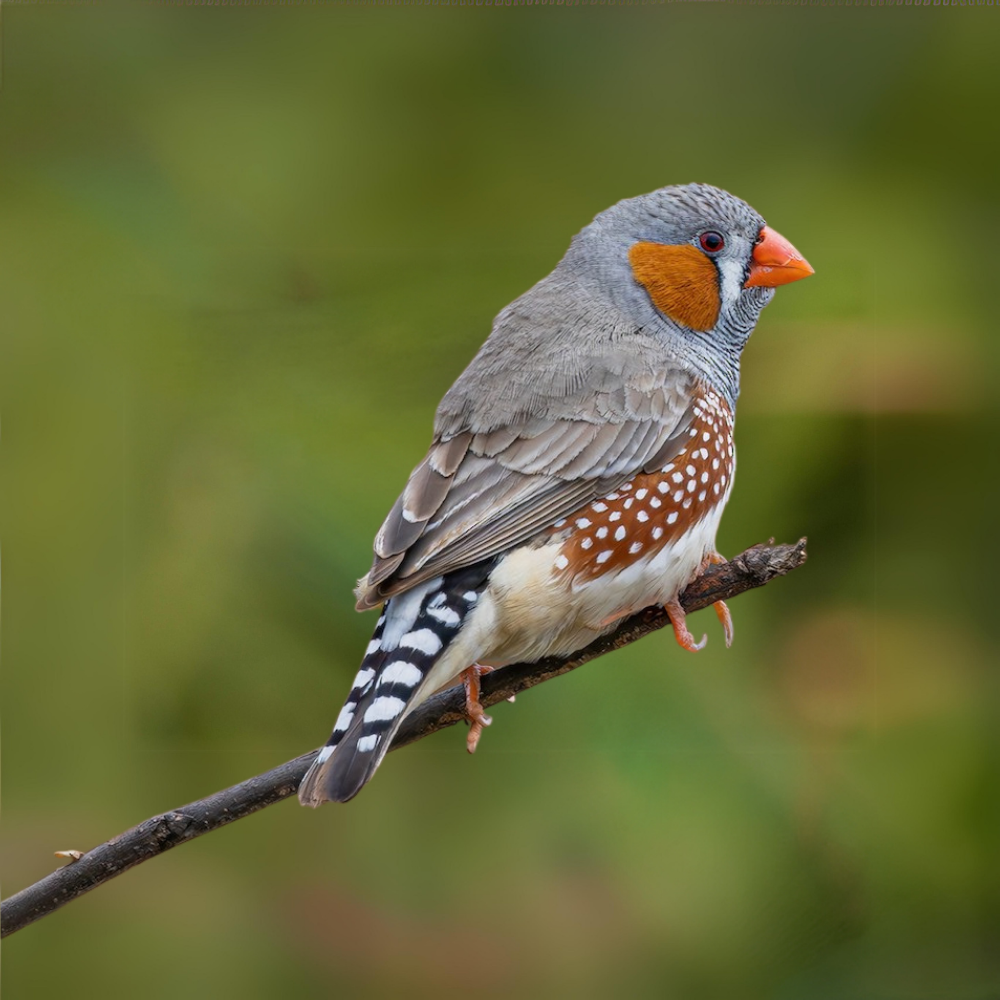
xmin=1 ymin=539 xmax=806 ymax=938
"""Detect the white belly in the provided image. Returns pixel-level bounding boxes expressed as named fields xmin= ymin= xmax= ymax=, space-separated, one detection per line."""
xmin=429 ymin=498 xmax=725 ymax=684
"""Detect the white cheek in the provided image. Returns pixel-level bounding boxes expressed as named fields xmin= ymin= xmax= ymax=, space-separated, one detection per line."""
xmin=717 ymin=256 xmax=745 ymax=313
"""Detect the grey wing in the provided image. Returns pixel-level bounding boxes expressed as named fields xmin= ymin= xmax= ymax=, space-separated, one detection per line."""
xmin=354 ymin=379 xmax=699 ymax=610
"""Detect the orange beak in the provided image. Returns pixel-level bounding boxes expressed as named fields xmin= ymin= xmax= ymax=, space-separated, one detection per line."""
xmin=744 ymin=226 xmax=814 ymax=288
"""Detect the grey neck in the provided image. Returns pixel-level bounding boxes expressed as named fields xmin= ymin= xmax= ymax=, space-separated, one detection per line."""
xmin=671 ymin=286 xmax=775 ymax=409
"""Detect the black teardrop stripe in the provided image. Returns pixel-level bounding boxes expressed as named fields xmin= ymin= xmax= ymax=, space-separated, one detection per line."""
xmin=298 ymin=557 xmax=498 ymax=806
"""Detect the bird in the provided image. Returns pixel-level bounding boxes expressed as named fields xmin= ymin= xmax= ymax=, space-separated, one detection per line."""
xmin=298 ymin=182 xmax=813 ymax=807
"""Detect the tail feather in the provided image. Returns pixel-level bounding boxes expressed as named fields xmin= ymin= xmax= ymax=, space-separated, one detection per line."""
xmin=298 ymin=560 xmax=495 ymax=806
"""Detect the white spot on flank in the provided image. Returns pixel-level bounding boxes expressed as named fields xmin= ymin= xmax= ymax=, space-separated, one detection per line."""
xmin=637 ymin=510 xmax=649 ymax=522
xmin=596 ymin=527 xmax=608 ymax=539
xmin=592 ymin=502 xmax=608 ymax=512
xmin=596 ymin=550 xmax=613 ymax=564
xmin=703 ymin=432 xmax=711 ymax=442
xmin=555 ymin=554 xmax=569 ymax=570
xmin=364 ymin=696 xmax=406 ymax=723
xmin=658 ymin=482 xmax=671 ymax=494
xmin=667 ymin=511 xmax=679 ymax=524
xmin=713 ymin=482 xmax=721 ymax=494
xmin=672 ymin=472 xmax=684 ymax=484
xmin=686 ymin=465 xmax=696 ymax=477
xmin=652 ymin=526 xmax=664 ymax=539
xmin=689 ymin=428 xmax=698 ymax=436
xmin=576 ymin=518 xmax=592 ymax=529
xmin=701 ymin=471 xmax=709 ymax=484
xmin=698 ymin=490 xmax=707 ymax=502
xmin=581 ymin=537 xmax=593 ymax=549
xmin=674 ymin=490 xmax=684 ymax=503
xmin=629 ymin=542 xmax=643 ymax=554
xmin=650 ymin=496 xmax=661 ymax=508
xmin=624 ymin=498 xmax=634 ymax=509
xmin=687 ymin=480 xmax=696 ymax=493
xmin=357 ymin=735 xmax=379 ymax=752
xmin=380 ymin=661 xmax=424 ymax=687
xmin=400 ymin=629 xmax=443 ymax=656
xmin=712 ymin=458 xmax=720 ymax=470
xmin=614 ymin=526 xmax=626 ymax=541
xmin=635 ymin=488 xmax=648 ymax=499
xmin=609 ymin=511 xmax=622 ymax=522
xmin=683 ymin=498 xmax=693 ymax=509
xmin=333 ymin=702 xmax=356 ymax=732
xmin=553 ymin=518 xmax=567 ymax=528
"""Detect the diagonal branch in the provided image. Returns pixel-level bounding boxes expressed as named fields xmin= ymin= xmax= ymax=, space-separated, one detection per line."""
xmin=0 ymin=539 xmax=806 ymax=938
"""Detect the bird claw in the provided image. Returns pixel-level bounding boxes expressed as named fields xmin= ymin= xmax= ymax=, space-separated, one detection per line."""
xmin=461 ymin=664 xmax=496 ymax=754
xmin=466 ymin=710 xmax=492 ymax=754
xmin=664 ymin=598 xmax=731 ymax=651
xmin=664 ymin=597 xmax=707 ymax=653
xmin=714 ymin=599 xmax=734 ymax=647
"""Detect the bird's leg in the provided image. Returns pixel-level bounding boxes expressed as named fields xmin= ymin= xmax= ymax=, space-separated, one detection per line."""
xmin=663 ymin=597 xmax=707 ymax=653
xmin=701 ymin=551 xmax=734 ymax=648
xmin=460 ymin=664 xmax=495 ymax=754
xmin=713 ymin=600 xmax=734 ymax=648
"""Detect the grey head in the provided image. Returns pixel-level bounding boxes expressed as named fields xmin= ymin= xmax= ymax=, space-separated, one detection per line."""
xmin=438 ymin=183 xmax=791 ymax=438
xmin=558 ymin=182 xmax=777 ymax=406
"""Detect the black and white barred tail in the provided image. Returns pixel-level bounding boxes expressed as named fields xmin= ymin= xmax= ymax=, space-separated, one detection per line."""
xmin=298 ymin=560 xmax=496 ymax=805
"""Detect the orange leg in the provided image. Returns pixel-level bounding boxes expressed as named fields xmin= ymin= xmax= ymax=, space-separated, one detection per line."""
xmin=714 ymin=600 xmax=734 ymax=648
xmin=460 ymin=664 xmax=495 ymax=754
xmin=665 ymin=552 xmax=735 ymax=652
xmin=702 ymin=551 xmax=734 ymax=648
xmin=664 ymin=597 xmax=707 ymax=653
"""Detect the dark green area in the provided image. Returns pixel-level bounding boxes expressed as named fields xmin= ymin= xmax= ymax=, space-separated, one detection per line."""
xmin=2 ymin=6 xmax=998 ymax=998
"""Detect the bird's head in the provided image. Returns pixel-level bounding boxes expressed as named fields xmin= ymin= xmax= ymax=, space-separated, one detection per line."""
xmin=563 ymin=183 xmax=813 ymax=400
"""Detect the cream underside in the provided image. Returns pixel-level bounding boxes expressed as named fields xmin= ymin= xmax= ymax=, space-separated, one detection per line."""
xmin=400 ymin=492 xmax=729 ymax=720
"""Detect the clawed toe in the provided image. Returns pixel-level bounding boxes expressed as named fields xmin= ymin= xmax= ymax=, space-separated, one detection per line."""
xmin=714 ymin=599 xmax=733 ymax=648
xmin=461 ymin=664 xmax=497 ymax=754
xmin=664 ymin=597 xmax=707 ymax=653
xmin=664 ymin=552 xmax=735 ymax=651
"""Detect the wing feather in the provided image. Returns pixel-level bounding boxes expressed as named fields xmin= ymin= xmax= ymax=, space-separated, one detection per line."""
xmin=355 ymin=381 xmax=698 ymax=610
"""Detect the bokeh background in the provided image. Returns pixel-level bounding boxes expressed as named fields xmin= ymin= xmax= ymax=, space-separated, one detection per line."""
xmin=2 ymin=5 xmax=998 ymax=997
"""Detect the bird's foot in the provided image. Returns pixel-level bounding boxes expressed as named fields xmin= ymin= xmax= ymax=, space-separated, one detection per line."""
xmin=697 ymin=551 xmax=734 ymax=648
xmin=677 ymin=552 xmax=733 ymax=649
xmin=461 ymin=664 xmax=495 ymax=754
xmin=664 ymin=597 xmax=707 ymax=652
xmin=713 ymin=599 xmax=734 ymax=648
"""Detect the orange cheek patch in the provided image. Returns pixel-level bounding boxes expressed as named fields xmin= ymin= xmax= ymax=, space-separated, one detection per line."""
xmin=628 ymin=242 xmax=721 ymax=332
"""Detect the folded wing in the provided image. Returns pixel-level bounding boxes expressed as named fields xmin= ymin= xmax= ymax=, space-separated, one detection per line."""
xmin=356 ymin=378 xmax=699 ymax=610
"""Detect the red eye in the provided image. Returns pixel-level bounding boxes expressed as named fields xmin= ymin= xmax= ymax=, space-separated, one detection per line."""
xmin=699 ymin=231 xmax=725 ymax=253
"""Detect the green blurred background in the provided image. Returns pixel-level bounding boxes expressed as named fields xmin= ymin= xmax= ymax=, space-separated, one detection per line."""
xmin=2 ymin=5 xmax=998 ymax=997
